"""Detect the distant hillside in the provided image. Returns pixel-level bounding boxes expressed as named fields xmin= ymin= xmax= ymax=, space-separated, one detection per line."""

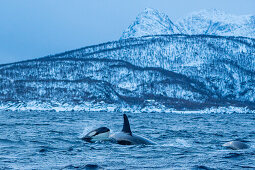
xmin=1 ymin=35 xmax=255 ymax=112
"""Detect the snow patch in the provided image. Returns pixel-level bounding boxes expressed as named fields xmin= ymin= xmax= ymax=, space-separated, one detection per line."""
xmin=0 ymin=102 xmax=253 ymax=114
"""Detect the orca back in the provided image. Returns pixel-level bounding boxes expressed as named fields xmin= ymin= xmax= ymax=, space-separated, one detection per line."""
xmin=110 ymin=114 xmax=156 ymax=145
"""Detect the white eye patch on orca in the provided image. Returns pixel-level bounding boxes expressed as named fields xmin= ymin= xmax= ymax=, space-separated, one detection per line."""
xmin=86 ymin=131 xmax=97 ymax=137
xmin=82 ymin=127 xmax=110 ymax=142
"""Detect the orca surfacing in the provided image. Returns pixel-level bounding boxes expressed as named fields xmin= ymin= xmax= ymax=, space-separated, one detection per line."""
xmin=82 ymin=114 xmax=155 ymax=145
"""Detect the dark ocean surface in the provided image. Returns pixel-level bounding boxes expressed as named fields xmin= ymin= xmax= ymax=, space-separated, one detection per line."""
xmin=0 ymin=111 xmax=254 ymax=169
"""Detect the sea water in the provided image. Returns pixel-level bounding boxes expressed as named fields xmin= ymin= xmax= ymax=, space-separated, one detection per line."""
xmin=0 ymin=111 xmax=254 ymax=169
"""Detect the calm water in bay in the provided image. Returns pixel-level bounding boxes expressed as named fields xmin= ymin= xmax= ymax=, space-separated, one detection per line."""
xmin=0 ymin=111 xmax=254 ymax=169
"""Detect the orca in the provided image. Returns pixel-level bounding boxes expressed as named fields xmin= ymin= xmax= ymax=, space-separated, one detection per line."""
xmin=82 ymin=114 xmax=155 ymax=145
xmin=110 ymin=114 xmax=155 ymax=145
xmin=223 ymin=141 xmax=249 ymax=150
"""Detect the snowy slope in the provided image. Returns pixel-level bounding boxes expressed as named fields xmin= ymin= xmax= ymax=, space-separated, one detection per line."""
xmin=121 ymin=8 xmax=180 ymax=39
xmin=177 ymin=9 xmax=255 ymax=38
xmin=0 ymin=35 xmax=254 ymax=112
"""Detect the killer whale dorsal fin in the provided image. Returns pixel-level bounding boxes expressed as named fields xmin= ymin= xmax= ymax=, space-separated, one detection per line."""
xmin=122 ymin=114 xmax=132 ymax=135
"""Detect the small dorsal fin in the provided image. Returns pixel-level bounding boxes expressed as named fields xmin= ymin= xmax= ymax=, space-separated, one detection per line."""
xmin=122 ymin=114 xmax=132 ymax=135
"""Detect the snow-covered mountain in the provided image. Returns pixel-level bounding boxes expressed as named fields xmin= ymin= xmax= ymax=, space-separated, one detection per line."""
xmin=121 ymin=8 xmax=255 ymax=39
xmin=1 ymin=35 xmax=255 ymax=112
xmin=121 ymin=8 xmax=180 ymax=39
xmin=177 ymin=9 xmax=255 ymax=38
xmin=1 ymin=8 xmax=255 ymax=112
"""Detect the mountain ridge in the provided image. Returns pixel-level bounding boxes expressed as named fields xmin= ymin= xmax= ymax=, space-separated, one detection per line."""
xmin=1 ymin=8 xmax=255 ymax=113
xmin=121 ymin=8 xmax=255 ymax=39
xmin=1 ymin=34 xmax=255 ymax=112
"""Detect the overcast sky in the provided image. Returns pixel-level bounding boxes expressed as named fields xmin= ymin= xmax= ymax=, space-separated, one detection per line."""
xmin=1 ymin=0 xmax=255 ymax=64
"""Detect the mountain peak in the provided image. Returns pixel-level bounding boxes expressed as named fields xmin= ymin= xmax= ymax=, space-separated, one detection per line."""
xmin=120 ymin=8 xmax=179 ymax=39
xmin=121 ymin=8 xmax=255 ymax=39
xmin=187 ymin=9 xmax=251 ymax=23
xmin=177 ymin=9 xmax=254 ymax=36
xmin=143 ymin=7 xmax=157 ymax=13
